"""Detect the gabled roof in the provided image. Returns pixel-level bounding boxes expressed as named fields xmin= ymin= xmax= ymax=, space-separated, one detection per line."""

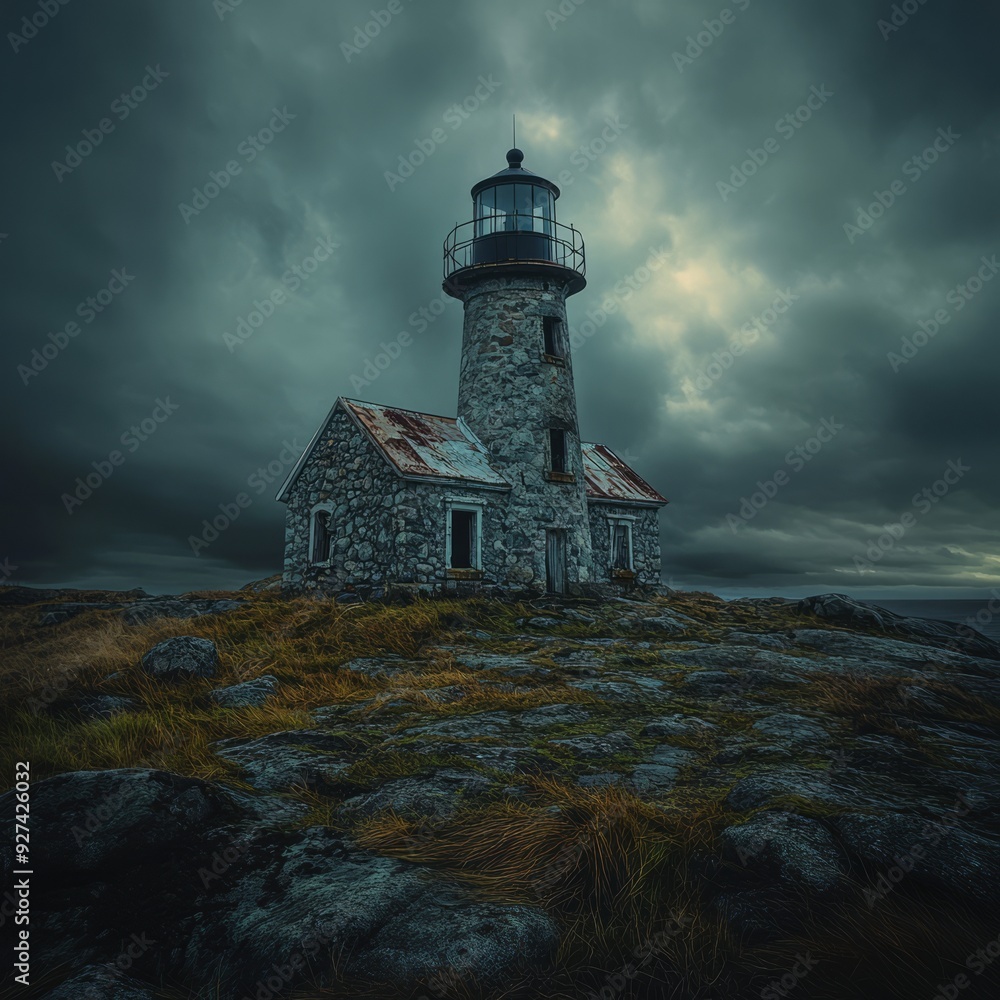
xmin=276 ymin=398 xmax=510 ymax=502
xmin=342 ymin=399 xmax=511 ymax=488
xmin=581 ymin=442 xmax=668 ymax=506
xmin=278 ymin=398 xmax=668 ymax=507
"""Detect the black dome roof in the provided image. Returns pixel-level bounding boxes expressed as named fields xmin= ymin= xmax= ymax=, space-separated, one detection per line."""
xmin=470 ymin=148 xmax=561 ymax=199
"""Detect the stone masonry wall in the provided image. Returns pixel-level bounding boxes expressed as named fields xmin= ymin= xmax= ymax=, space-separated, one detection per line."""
xmin=282 ymin=404 xmax=513 ymax=594
xmin=587 ymin=502 xmax=663 ymax=589
xmin=455 ymin=274 xmax=594 ymax=593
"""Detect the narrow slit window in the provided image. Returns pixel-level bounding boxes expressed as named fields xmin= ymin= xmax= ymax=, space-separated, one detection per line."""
xmin=449 ymin=509 xmax=477 ymax=569
xmin=611 ymin=521 xmax=632 ymax=570
xmin=312 ymin=509 xmax=332 ymax=565
xmin=543 ymin=315 xmax=563 ymax=357
xmin=549 ymin=429 xmax=567 ymax=473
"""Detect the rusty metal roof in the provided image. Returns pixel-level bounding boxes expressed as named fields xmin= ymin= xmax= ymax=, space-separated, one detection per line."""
xmin=581 ymin=442 xmax=668 ymax=506
xmin=277 ymin=396 xmax=666 ymax=504
xmin=343 ymin=399 xmax=511 ymax=488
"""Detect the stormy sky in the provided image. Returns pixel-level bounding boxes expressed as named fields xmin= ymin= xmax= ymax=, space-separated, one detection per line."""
xmin=2 ymin=0 xmax=998 ymax=599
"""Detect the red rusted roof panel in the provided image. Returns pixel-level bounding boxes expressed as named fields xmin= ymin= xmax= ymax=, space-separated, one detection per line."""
xmin=343 ymin=399 xmax=510 ymax=487
xmin=581 ymin=442 xmax=668 ymax=505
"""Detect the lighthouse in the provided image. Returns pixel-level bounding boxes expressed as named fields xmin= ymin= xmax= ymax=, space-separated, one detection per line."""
xmin=443 ymin=147 xmax=593 ymax=593
xmin=278 ymin=146 xmax=667 ymax=598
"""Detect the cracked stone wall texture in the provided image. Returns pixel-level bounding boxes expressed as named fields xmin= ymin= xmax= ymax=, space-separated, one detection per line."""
xmin=283 ymin=274 xmax=664 ymax=595
xmin=455 ymin=274 xmax=594 ymax=591
xmin=283 ymin=406 xmax=663 ymax=594
xmin=587 ymin=503 xmax=663 ymax=588
xmin=283 ymin=406 xmax=512 ymax=593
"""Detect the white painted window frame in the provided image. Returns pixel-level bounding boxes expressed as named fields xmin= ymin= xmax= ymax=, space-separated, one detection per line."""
xmin=607 ymin=514 xmax=635 ymax=571
xmin=444 ymin=497 xmax=484 ymax=570
xmin=309 ymin=502 xmax=335 ymax=566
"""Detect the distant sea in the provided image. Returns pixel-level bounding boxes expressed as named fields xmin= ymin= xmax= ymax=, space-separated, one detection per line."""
xmin=863 ymin=599 xmax=1000 ymax=643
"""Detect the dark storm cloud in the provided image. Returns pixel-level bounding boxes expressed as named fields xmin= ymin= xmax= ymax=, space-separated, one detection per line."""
xmin=2 ymin=0 xmax=998 ymax=596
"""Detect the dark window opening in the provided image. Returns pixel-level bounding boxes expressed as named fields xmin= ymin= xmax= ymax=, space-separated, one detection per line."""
xmin=312 ymin=510 xmax=331 ymax=564
xmin=450 ymin=509 xmax=477 ymax=569
xmin=549 ymin=429 xmax=567 ymax=473
xmin=543 ymin=316 xmax=564 ymax=357
xmin=612 ymin=523 xmax=632 ymax=570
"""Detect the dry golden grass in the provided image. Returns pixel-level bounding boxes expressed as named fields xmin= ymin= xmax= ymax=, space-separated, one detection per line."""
xmin=0 ymin=594 xmax=539 ymax=789
xmin=355 ymin=775 xmax=725 ymax=975
xmin=788 ymin=667 xmax=1000 ymax=739
xmin=4 ymin=590 xmax=999 ymax=999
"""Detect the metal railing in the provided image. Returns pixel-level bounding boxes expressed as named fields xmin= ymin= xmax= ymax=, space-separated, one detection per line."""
xmin=443 ymin=217 xmax=586 ymax=283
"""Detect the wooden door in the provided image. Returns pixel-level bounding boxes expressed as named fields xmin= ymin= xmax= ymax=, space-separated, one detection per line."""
xmin=546 ymin=529 xmax=566 ymax=594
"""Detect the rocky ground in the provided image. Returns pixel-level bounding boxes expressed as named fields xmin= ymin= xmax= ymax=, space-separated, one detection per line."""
xmin=2 ymin=587 xmax=1000 ymax=998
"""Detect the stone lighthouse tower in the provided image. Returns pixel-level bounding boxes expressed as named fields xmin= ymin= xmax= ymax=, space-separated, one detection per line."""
xmin=443 ymin=148 xmax=593 ymax=594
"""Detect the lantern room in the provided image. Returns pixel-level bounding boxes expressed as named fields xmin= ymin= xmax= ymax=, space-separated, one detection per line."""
xmin=443 ymin=148 xmax=586 ymax=297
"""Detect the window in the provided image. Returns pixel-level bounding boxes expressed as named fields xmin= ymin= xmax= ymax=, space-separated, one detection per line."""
xmin=543 ymin=316 xmax=564 ymax=358
xmin=310 ymin=507 xmax=333 ymax=565
xmin=446 ymin=502 xmax=482 ymax=571
xmin=609 ymin=518 xmax=634 ymax=572
xmin=533 ymin=186 xmax=554 ymax=236
xmin=495 ymin=184 xmax=515 ymax=232
xmin=549 ymin=429 xmax=567 ymax=474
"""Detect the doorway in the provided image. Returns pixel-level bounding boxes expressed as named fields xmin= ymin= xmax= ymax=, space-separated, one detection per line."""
xmin=546 ymin=529 xmax=566 ymax=595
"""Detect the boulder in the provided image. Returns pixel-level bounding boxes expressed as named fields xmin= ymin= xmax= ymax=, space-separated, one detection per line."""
xmin=74 ymin=694 xmax=139 ymax=721
xmin=338 ymin=769 xmax=492 ymax=820
xmin=214 ymin=730 xmax=364 ymax=794
xmin=9 ymin=771 xmax=560 ymax=999
xmin=210 ymin=675 xmax=279 ymax=708
xmin=121 ymin=598 xmax=244 ymax=625
xmin=140 ymin=636 xmax=218 ymax=680
xmin=549 ymin=730 xmax=636 ymax=759
xmin=0 ymin=769 xmax=237 ymax=873
xmin=751 ymin=712 xmax=832 ymax=748
xmin=641 ymin=714 xmax=717 ymax=740
xmin=797 ymin=593 xmax=1000 ymax=661
xmin=180 ymin=826 xmax=559 ymax=996
xmin=833 ymin=810 xmax=1000 ymax=907
xmin=41 ymin=965 xmax=156 ymax=999
xmin=630 ymin=746 xmax=695 ymax=795
xmin=720 ymin=810 xmax=846 ymax=894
